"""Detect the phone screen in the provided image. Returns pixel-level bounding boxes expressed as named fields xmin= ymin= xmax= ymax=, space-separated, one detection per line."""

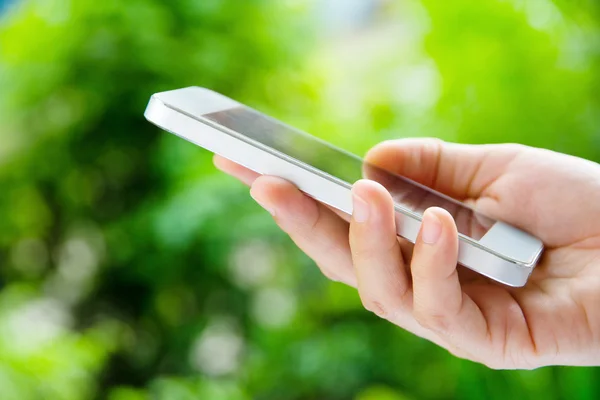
xmin=204 ymin=106 xmax=495 ymax=240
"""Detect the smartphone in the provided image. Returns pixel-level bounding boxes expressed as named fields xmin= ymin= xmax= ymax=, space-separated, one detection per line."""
xmin=144 ymin=87 xmax=544 ymax=287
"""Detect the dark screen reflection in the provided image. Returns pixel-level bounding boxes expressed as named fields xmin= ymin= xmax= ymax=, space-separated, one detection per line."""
xmin=361 ymin=164 xmax=493 ymax=240
xmin=204 ymin=106 xmax=495 ymax=240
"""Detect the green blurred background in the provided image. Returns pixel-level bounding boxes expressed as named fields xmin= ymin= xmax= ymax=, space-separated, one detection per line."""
xmin=1 ymin=0 xmax=599 ymax=399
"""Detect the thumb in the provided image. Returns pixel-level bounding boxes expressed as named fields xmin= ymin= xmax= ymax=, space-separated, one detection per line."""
xmin=364 ymin=138 xmax=518 ymax=201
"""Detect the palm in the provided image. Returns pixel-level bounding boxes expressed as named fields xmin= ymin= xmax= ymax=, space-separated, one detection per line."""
xmin=455 ymin=147 xmax=600 ymax=367
xmin=214 ymin=139 xmax=600 ymax=369
xmin=348 ymin=140 xmax=600 ymax=368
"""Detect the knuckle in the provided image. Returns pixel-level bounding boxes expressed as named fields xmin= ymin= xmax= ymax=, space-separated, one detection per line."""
xmin=505 ymin=348 xmax=522 ymax=370
xmin=414 ymin=310 xmax=451 ymax=334
xmin=277 ymin=200 xmax=322 ymax=235
xmin=426 ymin=137 xmax=446 ymax=149
xmin=362 ymin=298 xmax=389 ymax=319
xmin=316 ymin=263 xmax=340 ymax=282
xmin=368 ymin=139 xmax=396 ymax=154
xmin=464 ymin=349 xmax=540 ymax=371
xmin=444 ymin=344 xmax=495 ymax=369
xmin=351 ymin=236 xmax=398 ymax=261
xmin=482 ymin=359 xmax=504 ymax=370
xmin=504 ymin=142 xmax=528 ymax=153
xmin=504 ymin=348 xmax=540 ymax=370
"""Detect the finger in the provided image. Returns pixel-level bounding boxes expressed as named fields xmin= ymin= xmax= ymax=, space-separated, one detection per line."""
xmin=213 ymin=155 xmax=259 ymax=186
xmin=349 ymin=179 xmax=411 ymax=320
xmin=348 ymin=181 xmax=459 ymax=349
xmin=365 ymin=138 xmax=519 ymax=201
xmin=410 ymin=207 xmax=489 ymax=357
xmin=250 ymin=176 xmax=357 ymax=287
xmin=214 ymin=155 xmax=353 ymax=223
xmin=215 ymin=156 xmax=359 ymax=283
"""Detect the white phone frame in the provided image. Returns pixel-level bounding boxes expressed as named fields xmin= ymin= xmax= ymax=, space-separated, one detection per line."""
xmin=144 ymin=87 xmax=544 ymax=287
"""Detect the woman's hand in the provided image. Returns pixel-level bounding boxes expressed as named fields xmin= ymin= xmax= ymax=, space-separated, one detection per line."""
xmin=213 ymin=138 xmax=600 ymax=369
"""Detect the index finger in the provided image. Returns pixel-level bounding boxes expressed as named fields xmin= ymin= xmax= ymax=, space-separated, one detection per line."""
xmin=213 ymin=155 xmax=260 ymax=186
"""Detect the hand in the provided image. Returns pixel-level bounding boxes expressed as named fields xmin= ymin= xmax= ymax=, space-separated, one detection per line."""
xmin=213 ymin=138 xmax=600 ymax=369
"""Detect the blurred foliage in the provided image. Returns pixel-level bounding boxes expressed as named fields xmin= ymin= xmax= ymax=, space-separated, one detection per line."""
xmin=0 ymin=0 xmax=599 ymax=399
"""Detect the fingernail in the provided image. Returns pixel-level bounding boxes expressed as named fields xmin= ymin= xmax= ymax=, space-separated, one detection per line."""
xmin=352 ymin=192 xmax=370 ymax=223
xmin=421 ymin=209 xmax=443 ymax=244
xmin=250 ymin=191 xmax=276 ymax=216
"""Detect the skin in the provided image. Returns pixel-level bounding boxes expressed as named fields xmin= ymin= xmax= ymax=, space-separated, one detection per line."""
xmin=213 ymin=138 xmax=600 ymax=369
